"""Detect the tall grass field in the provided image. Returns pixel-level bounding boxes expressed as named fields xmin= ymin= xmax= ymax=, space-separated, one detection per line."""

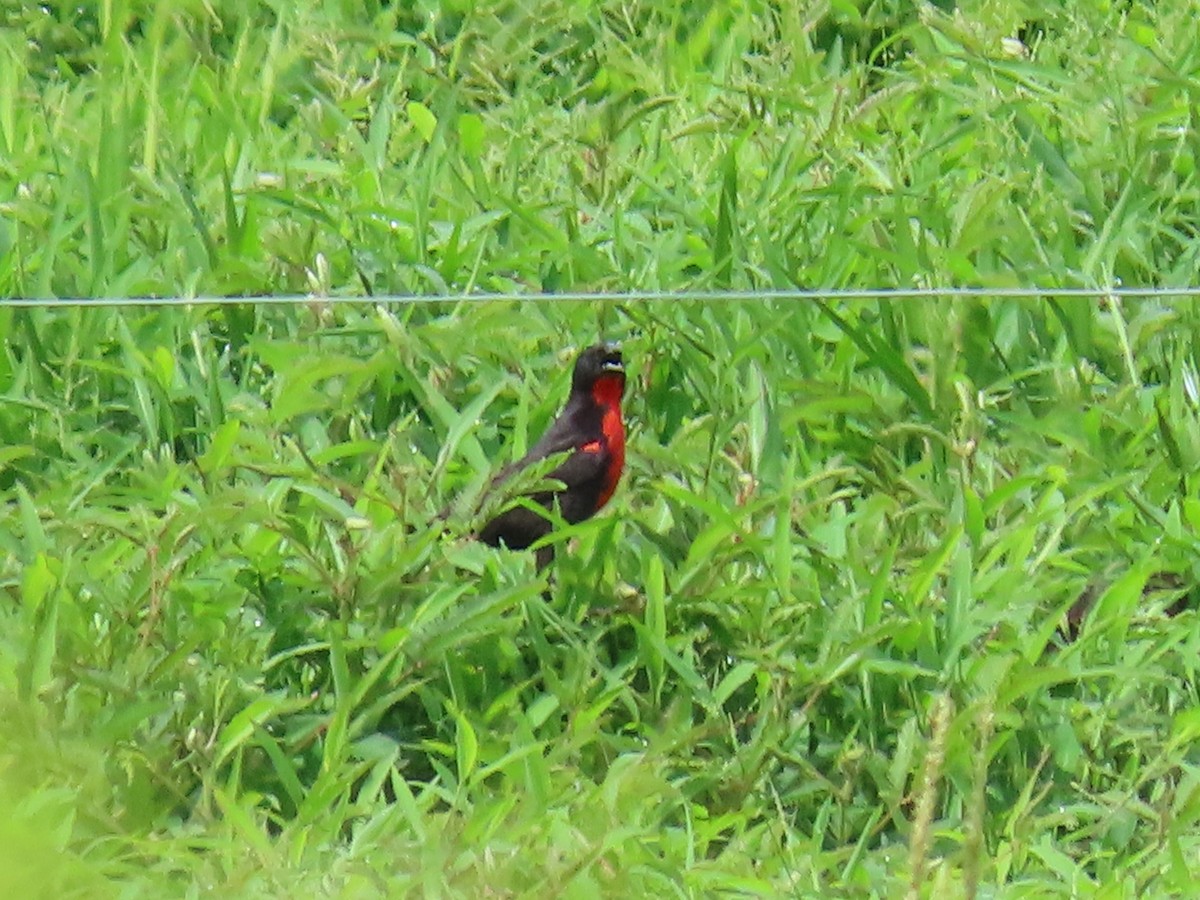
xmin=4 ymin=1 xmax=1200 ymax=896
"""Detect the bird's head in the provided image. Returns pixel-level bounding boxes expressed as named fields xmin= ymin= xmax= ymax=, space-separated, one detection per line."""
xmin=572 ymin=342 xmax=626 ymax=401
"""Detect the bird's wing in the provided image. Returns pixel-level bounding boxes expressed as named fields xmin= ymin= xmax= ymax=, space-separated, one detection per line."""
xmin=521 ymin=412 xmax=585 ymax=464
xmin=545 ymin=439 xmax=610 ymax=490
xmin=486 ymin=412 xmax=583 ymax=489
xmin=477 ymin=426 xmax=609 ymax=522
xmin=478 ymin=442 xmax=609 ymax=539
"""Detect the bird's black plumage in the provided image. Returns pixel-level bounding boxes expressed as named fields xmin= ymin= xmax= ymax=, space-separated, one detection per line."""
xmin=477 ymin=344 xmax=626 ymax=566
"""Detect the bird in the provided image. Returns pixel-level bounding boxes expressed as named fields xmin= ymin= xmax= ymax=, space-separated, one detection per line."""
xmin=476 ymin=343 xmax=627 ymax=570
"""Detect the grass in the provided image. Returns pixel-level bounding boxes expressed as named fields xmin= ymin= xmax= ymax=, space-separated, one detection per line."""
xmin=3 ymin=0 xmax=1200 ymax=896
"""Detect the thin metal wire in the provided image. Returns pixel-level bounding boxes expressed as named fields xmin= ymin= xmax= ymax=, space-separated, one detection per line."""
xmin=0 ymin=286 xmax=1198 ymax=308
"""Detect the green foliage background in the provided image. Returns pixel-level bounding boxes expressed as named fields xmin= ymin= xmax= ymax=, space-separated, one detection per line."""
xmin=4 ymin=0 xmax=1200 ymax=896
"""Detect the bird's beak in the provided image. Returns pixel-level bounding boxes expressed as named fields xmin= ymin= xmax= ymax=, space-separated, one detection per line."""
xmin=600 ymin=342 xmax=624 ymax=372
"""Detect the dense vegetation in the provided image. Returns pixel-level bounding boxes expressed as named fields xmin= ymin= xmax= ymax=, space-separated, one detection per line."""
xmin=3 ymin=1 xmax=1200 ymax=895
